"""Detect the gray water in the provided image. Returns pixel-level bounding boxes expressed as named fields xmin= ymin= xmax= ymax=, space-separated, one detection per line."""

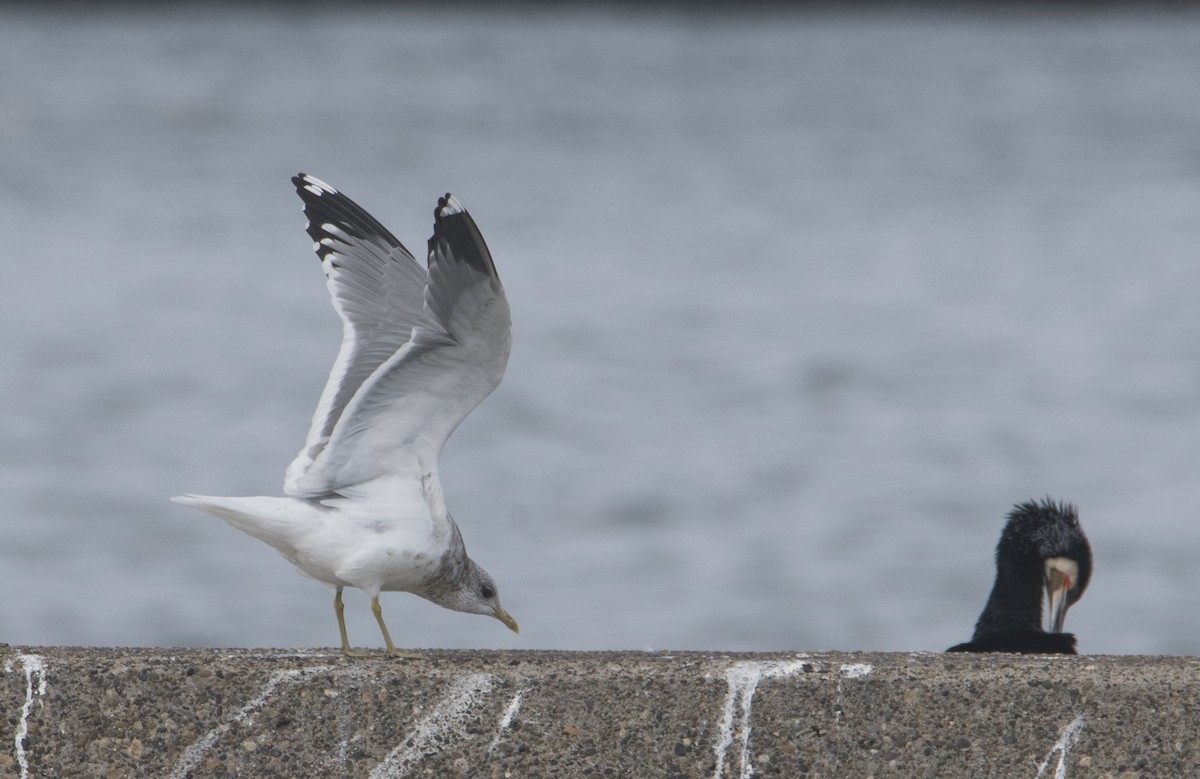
xmin=2 ymin=5 xmax=1199 ymax=655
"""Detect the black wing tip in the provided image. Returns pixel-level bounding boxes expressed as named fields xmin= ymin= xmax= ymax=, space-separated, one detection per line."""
xmin=436 ymin=193 xmax=466 ymax=219
xmin=293 ymin=173 xmax=338 ymax=199
xmin=288 ymin=174 xmax=415 ymax=265
xmin=429 ymin=192 xmax=499 ymax=278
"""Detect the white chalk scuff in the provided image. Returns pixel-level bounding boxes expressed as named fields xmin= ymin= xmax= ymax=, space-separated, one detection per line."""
xmin=369 ymin=672 xmax=498 ymax=779
xmin=4 ymin=654 xmax=48 ymax=779
xmin=169 ymin=664 xmax=336 ymax=779
xmin=711 ymin=658 xmax=812 ymax=779
xmin=1037 ymin=714 xmax=1085 ymax=779
xmin=487 ymin=690 xmax=524 ymax=753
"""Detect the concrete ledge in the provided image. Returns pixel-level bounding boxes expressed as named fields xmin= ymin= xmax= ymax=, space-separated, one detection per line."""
xmin=2 ymin=647 xmax=1196 ymax=777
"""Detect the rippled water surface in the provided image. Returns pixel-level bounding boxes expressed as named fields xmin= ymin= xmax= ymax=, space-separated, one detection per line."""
xmin=2 ymin=5 xmax=1199 ymax=654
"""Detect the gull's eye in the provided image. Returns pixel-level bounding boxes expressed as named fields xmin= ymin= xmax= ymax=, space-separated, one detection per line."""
xmin=480 ymin=584 xmax=495 ymax=599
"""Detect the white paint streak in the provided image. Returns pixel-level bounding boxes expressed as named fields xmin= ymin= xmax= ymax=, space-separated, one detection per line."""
xmin=833 ymin=663 xmax=873 ymax=728
xmin=369 ymin=672 xmax=497 ymax=779
xmin=488 ymin=691 xmax=524 ymax=753
xmin=711 ymin=658 xmax=811 ymax=779
xmin=1037 ymin=714 xmax=1085 ymax=779
xmin=4 ymin=654 xmax=47 ymax=779
xmin=169 ymin=665 xmax=335 ymax=779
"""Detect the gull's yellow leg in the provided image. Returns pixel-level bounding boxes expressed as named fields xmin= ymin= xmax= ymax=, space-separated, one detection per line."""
xmin=335 ymin=587 xmax=370 ymax=658
xmin=371 ymin=595 xmax=421 ymax=659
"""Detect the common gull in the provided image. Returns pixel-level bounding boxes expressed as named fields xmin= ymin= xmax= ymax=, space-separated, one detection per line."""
xmin=173 ymin=174 xmax=518 ymax=657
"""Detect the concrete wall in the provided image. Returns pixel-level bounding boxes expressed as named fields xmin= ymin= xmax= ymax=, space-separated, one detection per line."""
xmin=2 ymin=647 xmax=1196 ymax=778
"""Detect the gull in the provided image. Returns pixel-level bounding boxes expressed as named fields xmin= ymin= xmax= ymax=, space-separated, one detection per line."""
xmin=173 ymin=174 xmax=518 ymax=657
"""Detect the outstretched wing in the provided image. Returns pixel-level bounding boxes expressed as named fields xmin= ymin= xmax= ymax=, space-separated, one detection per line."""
xmin=283 ymin=174 xmax=429 ymax=492
xmin=284 ymin=189 xmax=511 ymax=499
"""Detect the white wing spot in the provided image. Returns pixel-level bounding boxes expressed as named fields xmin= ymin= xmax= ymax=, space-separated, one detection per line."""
xmin=302 ymin=175 xmax=337 ymax=195
xmin=322 ymin=223 xmax=355 ymax=241
xmin=438 ymin=195 xmax=465 ymax=217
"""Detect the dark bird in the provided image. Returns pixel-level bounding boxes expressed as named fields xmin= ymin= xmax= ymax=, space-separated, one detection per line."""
xmin=947 ymin=498 xmax=1091 ymax=654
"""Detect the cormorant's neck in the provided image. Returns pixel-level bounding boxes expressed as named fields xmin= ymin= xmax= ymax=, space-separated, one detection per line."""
xmin=971 ymin=556 xmax=1044 ymax=638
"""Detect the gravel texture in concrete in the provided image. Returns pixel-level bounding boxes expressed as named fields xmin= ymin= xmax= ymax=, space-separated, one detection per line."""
xmin=2 ymin=647 xmax=1196 ymax=777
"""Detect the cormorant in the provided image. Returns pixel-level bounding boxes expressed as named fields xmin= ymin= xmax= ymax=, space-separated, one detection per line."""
xmin=947 ymin=498 xmax=1091 ymax=654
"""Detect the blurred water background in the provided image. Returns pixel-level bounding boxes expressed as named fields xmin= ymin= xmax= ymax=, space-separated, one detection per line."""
xmin=1 ymin=3 xmax=1198 ymax=655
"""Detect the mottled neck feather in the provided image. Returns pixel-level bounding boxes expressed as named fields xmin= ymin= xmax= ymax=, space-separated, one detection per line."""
xmin=415 ymin=524 xmax=470 ymax=606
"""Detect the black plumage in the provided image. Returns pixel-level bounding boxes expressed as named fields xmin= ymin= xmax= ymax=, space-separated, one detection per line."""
xmin=948 ymin=498 xmax=1091 ymax=654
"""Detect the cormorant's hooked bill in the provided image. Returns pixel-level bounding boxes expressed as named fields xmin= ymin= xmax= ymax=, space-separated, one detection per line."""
xmin=947 ymin=498 xmax=1091 ymax=655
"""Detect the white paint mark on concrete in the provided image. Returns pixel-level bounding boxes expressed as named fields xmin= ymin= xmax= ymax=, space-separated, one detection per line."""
xmin=223 ymin=649 xmax=340 ymax=661
xmin=835 ymin=657 xmax=873 ymax=724
xmin=169 ymin=664 xmax=336 ymax=779
xmin=1037 ymin=714 xmax=1085 ymax=779
xmin=834 ymin=662 xmax=875 ymax=726
xmin=369 ymin=672 xmax=497 ymax=778
xmin=488 ymin=690 xmax=524 ymax=753
xmin=4 ymin=654 xmax=47 ymax=779
xmin=712 ymin=658 xmax=811 ymax=779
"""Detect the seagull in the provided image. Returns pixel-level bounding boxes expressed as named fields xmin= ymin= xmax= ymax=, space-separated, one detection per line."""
xmin=173 ymin=174 xmax=518 ymax=657
xmin=947 ymin=498 xmax=1091 ymax=654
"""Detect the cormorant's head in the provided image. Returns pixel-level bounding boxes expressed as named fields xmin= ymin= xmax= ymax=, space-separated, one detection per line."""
xmin=998 ymin=498 xmax=1091 ymax=633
